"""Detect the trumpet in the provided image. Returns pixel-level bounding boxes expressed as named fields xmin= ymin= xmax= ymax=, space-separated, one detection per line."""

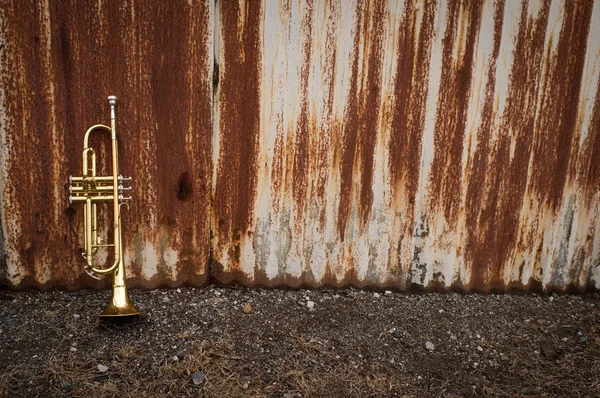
xmin=69 ymin=95 xmax=140 ymax=317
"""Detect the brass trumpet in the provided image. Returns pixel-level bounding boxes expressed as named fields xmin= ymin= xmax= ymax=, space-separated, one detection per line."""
xmin=69 ymin=96 xmax=140 ymax=317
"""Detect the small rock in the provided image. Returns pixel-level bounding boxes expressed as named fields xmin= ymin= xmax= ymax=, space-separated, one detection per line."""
xmin=307 ymin=301 xmax=315 ymax=309
xmin=242 ymin=303 xmax=253 ymax=314
xmin=477 ymin=346 xmax=483 ymax=352
xmin=541 ymin=340 xmax=558 ymax=360
xmin=333 ymin=294 xmax=341 ymax=299
xmin=73 ymin=314 xmax=81 ymax=320
xmin=438 ymin=309 xmax=444 ymax=313
xmin=483 ymin=385 xmax=494 ymax=396
xmin=425 ymin=341 xmax=435 ymax=351
xmin=69 ymin=347 xmax=77 ymax=352
xmin=173 ymin=356 xmax=179 ymax=361
xmin=391 ymin=331 xmax=401 ymax=339
xmin=214 ymin=291 xmax=221 ymax=297
xmin=374 ymin=293 xmax=381 ymax=298
xmin=284 ymin=394 xmax=295 ymax=398
xmin=162 ymin=296 xmax=170 ymax=303
xmin=450 ymin=335 xmax=457 ymax=341
xmin=192 ymin=371 xmax=205 ymax=386
xmin=97 ymin=364 xmax=109 ymax=373
xmin=242 ymin=382 xmax=249 ymax=389
xmin=500 ymin=354 xmax=509 ymax=361
xmin=549 ymin=296 xmax=554 ymax=303
xmin=385 ymin=290 xmax=392 ymax=295
xmin=177 ymin=288 xmax=181 ymax=293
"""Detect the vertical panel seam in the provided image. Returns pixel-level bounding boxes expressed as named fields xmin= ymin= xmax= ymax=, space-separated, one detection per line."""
xmin=208 ymin=0 xmax=219 ymax=283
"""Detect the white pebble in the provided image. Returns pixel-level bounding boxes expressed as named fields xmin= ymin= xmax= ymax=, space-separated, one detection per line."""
xmin=97 ymin=364 xmax=109 ymax=373
xmin=307 ymin=301 xmax=315 ymax=309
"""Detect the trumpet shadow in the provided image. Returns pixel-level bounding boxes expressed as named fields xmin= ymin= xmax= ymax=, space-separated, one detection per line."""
xmin=96 ymin=314 xmax=146 ymax=330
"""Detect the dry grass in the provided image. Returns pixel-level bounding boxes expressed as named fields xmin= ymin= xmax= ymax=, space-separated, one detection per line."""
xmin=0 ymin=336 xmax=414 ymax=398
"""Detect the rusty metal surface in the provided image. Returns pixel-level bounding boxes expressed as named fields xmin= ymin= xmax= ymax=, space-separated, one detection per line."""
xmin=0 ymin=0 xmax=213 ymax=289
xmin=1 ymin=0 xmax=599 ymax=292
xmin=212 ymin=0 xmax=600 ymax=292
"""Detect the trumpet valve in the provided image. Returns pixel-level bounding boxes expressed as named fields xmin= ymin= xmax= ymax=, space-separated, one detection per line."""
xmin=118 ymin=194 xmax=132 ymax=202
xmin=118 ymin=174 xmax=131 ymax=181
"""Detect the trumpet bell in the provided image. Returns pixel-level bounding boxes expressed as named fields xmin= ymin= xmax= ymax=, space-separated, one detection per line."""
xmin=99 ymin=285 xmax=141 ymax=317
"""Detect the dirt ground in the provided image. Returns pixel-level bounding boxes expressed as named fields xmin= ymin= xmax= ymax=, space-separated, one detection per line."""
xmin=0 ymin=286 xmax=599 ymax=398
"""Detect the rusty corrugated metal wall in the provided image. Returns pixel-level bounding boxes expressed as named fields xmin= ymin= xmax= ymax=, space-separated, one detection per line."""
xmin=1 ymin=0 xmax=599 ymax=292
xmin=212 ymin=0 xmax=600 ymax=292
xmin=0 ymin=0 xmax=213 ymax=289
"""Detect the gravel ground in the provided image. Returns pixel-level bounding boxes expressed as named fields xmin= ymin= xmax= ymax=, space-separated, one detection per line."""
xmin=0 ymin=286 xmax=599 ymax=397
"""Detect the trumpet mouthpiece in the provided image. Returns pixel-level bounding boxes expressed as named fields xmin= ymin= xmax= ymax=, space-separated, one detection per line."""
xmin=107 ymin=95 xmax=117 ymax=106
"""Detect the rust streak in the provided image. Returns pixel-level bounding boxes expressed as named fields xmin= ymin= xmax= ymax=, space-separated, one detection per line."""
xmin=337 ymin=0 xmax=386 ymax=239
xmin=429 ymin=0 xmax=483 ymax=226
xmin=468 ymin=0 xmax=551 ymax=291
xmin=582 ymin=75 xmax=600 ymax=194
xmin=389 ymin=0 xmax=437 ymax=282
xmin=292 ymin=0 xmax=314 ymax=226
xmin=212 ymin=0 xmax=262 ymax=277
xmin=529 ymin=0 xmax=594 ymax=209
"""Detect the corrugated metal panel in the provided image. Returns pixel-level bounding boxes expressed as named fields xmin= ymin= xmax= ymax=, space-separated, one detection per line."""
xmin=0 ymin=0 xmax=213 ymax=289
xmin=212 ymin=0 xmax=600 ymax=292
xmin=1 ymin=0 xmax=599 ymax=292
